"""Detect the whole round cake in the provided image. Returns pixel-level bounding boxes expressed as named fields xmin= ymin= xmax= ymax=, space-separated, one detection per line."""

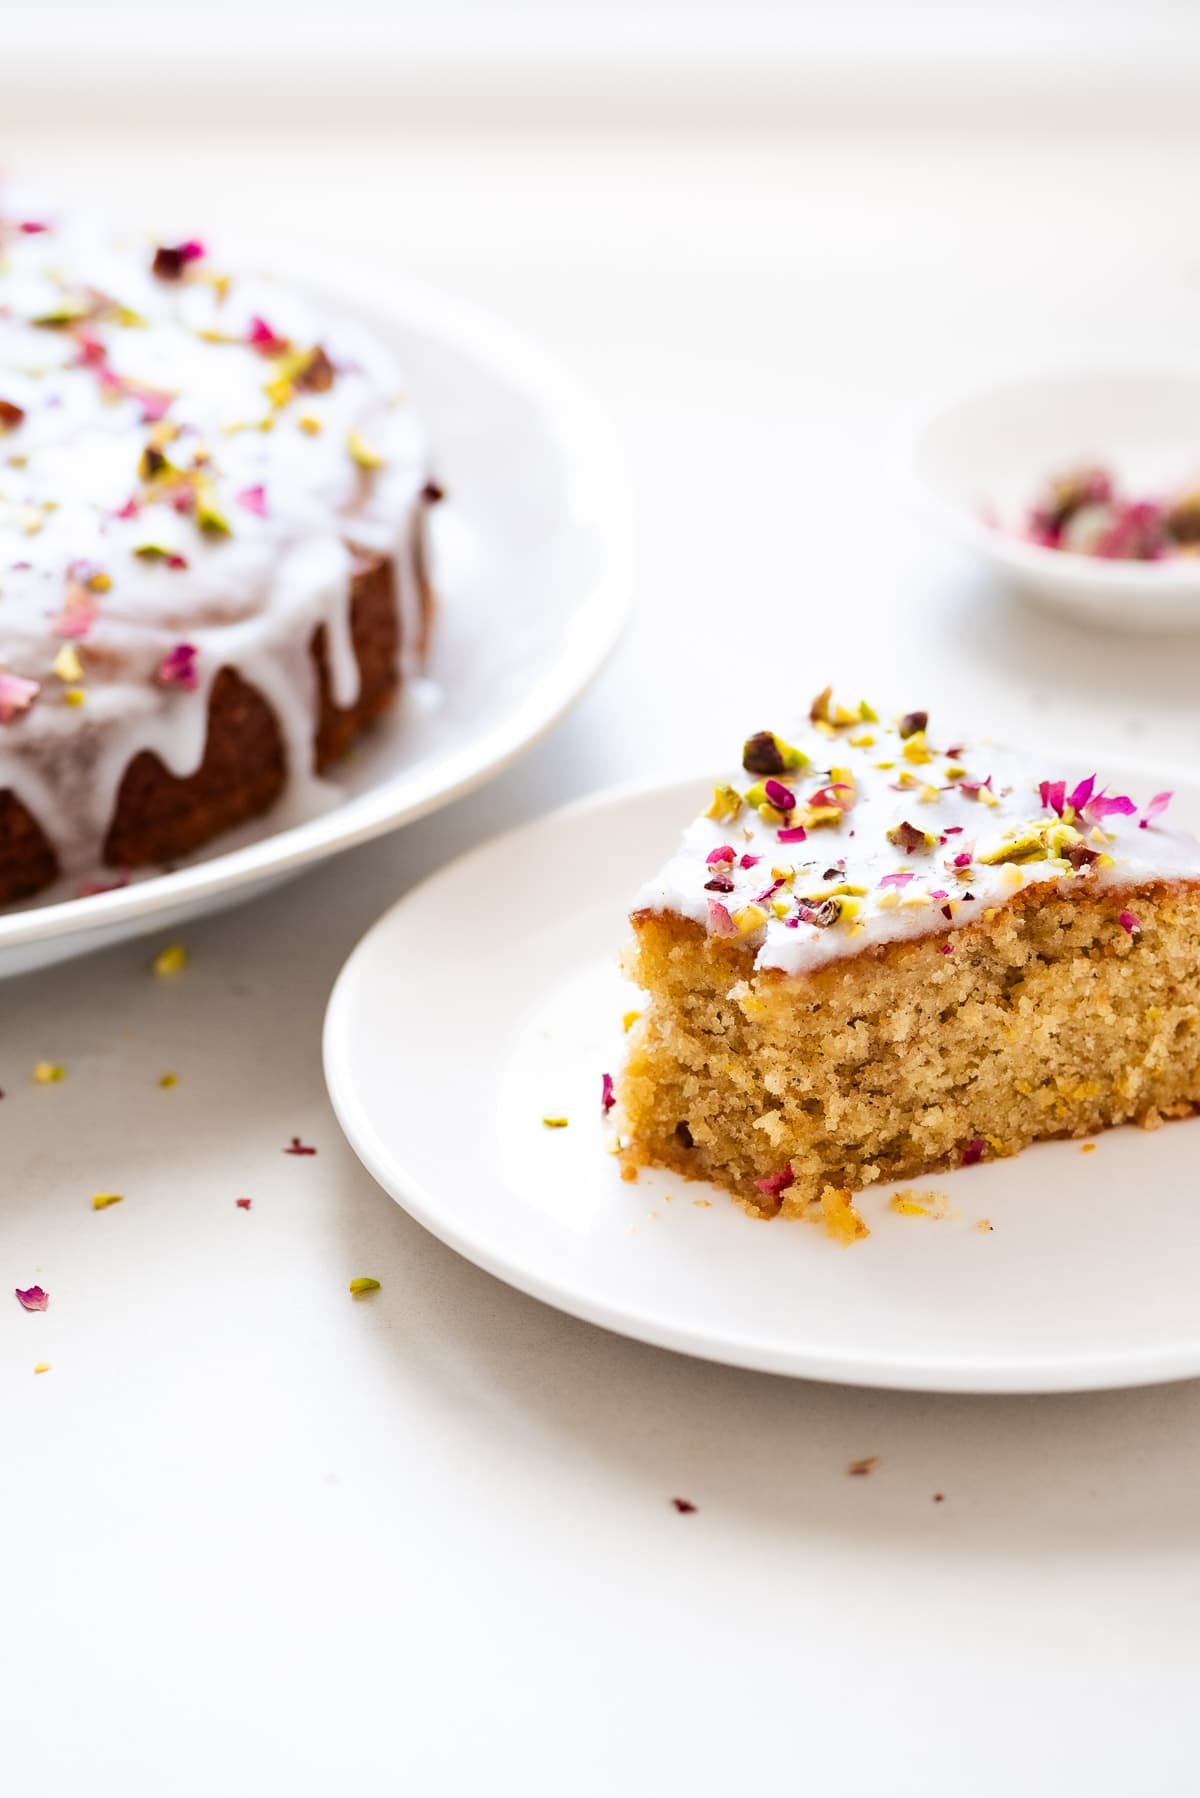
xmin=0 ymin=199 xmax=438 ymax=904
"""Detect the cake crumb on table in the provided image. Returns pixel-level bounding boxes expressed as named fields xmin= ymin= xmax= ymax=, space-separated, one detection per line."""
xmin=848 ymin=1456 xmax=880 ymax=1477
xmin=671 ymin=1497 xmax=697 ymax=1514
xmin=888 ymin=1189 xmax=948 ymax=1219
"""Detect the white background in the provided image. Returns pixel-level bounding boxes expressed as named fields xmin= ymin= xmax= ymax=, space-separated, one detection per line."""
xmin=5 ymin=13 xmax=1200 ymax=1793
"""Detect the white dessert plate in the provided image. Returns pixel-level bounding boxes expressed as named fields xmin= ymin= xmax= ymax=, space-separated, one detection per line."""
xmin=325 ymin=764 xmax=1200 ymax=1396
xmin=0 ymin=259 xmax=632 ymax=977
xmin=907 ymin=368 xmax=1200 ymax=629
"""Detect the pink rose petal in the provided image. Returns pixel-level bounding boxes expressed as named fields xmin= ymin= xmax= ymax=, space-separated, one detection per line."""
xmin=707 ymin=900 xmax=737 ymax=937
xmin=14 ymin=1284 xmax=48 ymax=1312
xmin=157 ymin=642 xmax=198 ymax=691
xmin=754 ymin=1163 xmax=795 ymax=1199
xmin=1140 ymin=791 xmax=1173 ymax=829
xmin=0 ymin=672 xmax=39 ymax=722
xmin=601 ymin=1072 xmax=615 ymax=1115
xmin=236 ymin=484 xmax=268 ymax=518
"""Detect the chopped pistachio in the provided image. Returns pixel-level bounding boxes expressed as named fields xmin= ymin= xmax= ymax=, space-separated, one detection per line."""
xmin=732 ymin=902 xmax=768 ymax=936
xmin=194 ymin=484 xmax=231 ymax=536
xmin=887 ymin=821 xmax=936 ymax=854
xmin=901 ymin=731 xmax=932 ymax=765
xmin=741 ymin=730 xmax=808 ymax=776
xmin=977 ymin=831 xmax=1045 ymax=866
xmin=704 ymin=784 xmax=742 ymax=823
xmin=347 ymin=429 xmax=386 ymax=471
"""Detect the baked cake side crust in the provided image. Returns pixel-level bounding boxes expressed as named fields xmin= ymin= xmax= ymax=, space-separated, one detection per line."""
xmin=621 ymin=881 xmax=1200 ymax=1217
xmin=0 ymin=535 xmax=433 ymax=902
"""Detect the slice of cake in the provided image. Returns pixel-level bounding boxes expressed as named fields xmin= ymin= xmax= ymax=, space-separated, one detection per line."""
xmin=0 ymin=198 xmax=438 ymax=903
xmin=620 ymin=690 xmax=1200 ymax=1226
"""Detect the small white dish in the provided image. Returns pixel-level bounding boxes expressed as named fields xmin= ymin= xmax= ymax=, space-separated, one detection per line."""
xmin=0 ymin=259 xmax=632 ymax=978
xmin=325 ymin=763 xmax=1200 ymax=1396
xmin=908 ymin=368 xmax=1200 ymax=630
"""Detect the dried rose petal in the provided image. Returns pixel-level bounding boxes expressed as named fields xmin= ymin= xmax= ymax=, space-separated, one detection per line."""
xmin=671 ymin=1497 xmax=697 ymax=1514
xmin=135 ymin=388 xmax=174 ymax=425
xmin=763 ymin=777 xmax=796 ymax=813
xmin=284 ymin=1136 xmax=317 ymax=1155
xmin=0 ymin=399 xmax=25 ymax=432
xmin=236 ymin=1197 xmax=252 ymax=1210
xmin=247 ymin=315 xmax=290 ymax=355
xmin=158 ymin=642 xmax=198 ymax=691
xmin=754 ymin=1163 xmax=795 ymax=1199
xmin=953 ymin=851 xmax=972 ymax=868
xmin=51 ymin=583 xmax=98 ymax=641
xmin=236 ymin=484 xmax=268 ymax=518
xmin=1067 ymin=774 xmax=1096 ymax=814
xmin=962 ymin=1137 xmax=986 ymax=1166
xmin=707 ymin=900 xmax=737 ymax=937
xmin=0 ymin=672 xmax=39 ymax=722
xmin=601 ymin=1072 xmax=616 ymax=1115
xmin=1085 ymin=793 xmax=1136 ymax=824
xmin=809 ymin=782 xmax=853 ymax=811
xmin=889 ymin=820 xmax=932 ymax=855
xmin=703 ymin=876 xmax=734 ymax=893
xmin=705 ymin=845 xmax=736 ymax=866
xmin=14 ymin=1285 xmax=48 ymax=1312
xmin=152 ymin=240 xmax=206 ymax=280
xmin=739 ymin=853 xmax=761 ymax=869
xmin=878 ymin=870 xmax=914 ymax=889
xmin=1140 ymin=791 xmax=1173 ymax=829
xmin=1118 ymin=910 xmax=1141 ymax=935
xmin=776 ymin=825 xmax=808 ymax=844
xmin=1038 ymin=779 xmax=1066 ymax=816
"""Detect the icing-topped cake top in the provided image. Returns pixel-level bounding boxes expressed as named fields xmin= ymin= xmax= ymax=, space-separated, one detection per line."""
xmin=636 ymin=688 xmax=1200 ymax=975
xmin=0 ymin=198 xmax=426 ymax=716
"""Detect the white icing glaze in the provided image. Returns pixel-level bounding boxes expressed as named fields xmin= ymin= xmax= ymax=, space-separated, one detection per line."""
xmin=0 ymin=198 xmax=433 ymax=882
xmin=635 ymin=704 xmax=1200 ymax=976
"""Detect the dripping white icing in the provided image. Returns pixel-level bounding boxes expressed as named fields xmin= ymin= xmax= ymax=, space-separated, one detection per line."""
xmin=0 ymin=200 xmax=432 ymax=882
xmin=635 ymin=707 xmax=1200 ymax=976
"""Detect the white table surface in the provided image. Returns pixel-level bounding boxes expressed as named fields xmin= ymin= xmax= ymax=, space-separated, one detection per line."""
xmin=5 ymin=124 xmax=1200 ymax=1794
